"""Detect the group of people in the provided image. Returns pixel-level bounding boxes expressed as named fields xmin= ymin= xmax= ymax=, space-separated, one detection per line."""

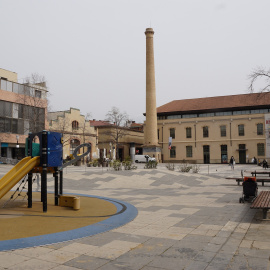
xmin=230 ymin=156 xmax=268 ymax=169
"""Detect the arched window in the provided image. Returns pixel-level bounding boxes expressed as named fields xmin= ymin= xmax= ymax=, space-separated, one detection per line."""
xmin=72 ymin=120 xmax=79 ymax=130
xmin=70 ymin=139 xmax=80 ymax=154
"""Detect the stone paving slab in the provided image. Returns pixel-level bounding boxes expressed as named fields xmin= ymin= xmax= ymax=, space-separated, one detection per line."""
xmin=0 ymin=163 xmax=270 ymax=269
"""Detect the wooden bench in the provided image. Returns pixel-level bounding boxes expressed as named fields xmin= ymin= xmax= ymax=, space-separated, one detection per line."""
xmin=251 ymin=171 xmax=270 ymax=177
xmin=225 ymin=177 xmax=270 ymax=186
xmin=250 ymin=191 xmax=270 ymax=219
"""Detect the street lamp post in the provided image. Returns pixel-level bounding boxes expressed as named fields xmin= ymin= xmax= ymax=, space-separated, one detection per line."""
xmin=16 ymin=135 xmax=19 ymax=160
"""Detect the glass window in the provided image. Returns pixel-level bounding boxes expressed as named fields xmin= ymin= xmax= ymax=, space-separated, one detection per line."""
xmin=72 ymin=120 xmax=79 ymax=130
xmin=221 ymin=145 xmax=227 ymax=163
xmin=24 ymin=86 xmax=31 ymax=96
xmin=4 ymin=118 xmax=11 ymax=133
xmin=0 ymin=118 xmax=4 ymax=132
xmin=215 ymin=111 xmax=232 ymax=116
xmin=182 ymin=114 xmax=197 ymax=119
xmin=170 ymin=146 xmax=176 ymax=158
xmin=170 ymin=128 xmax=175 ymax=139
xmin=186 ymin=146 xmax=192 ymax=157
xmin=35 ymin=90 xmax=42 ymax=98
xmin=203 ymin=126 xmax=209 ymax=138
xmin=0 ymin=101 xmax=4 ymax=116
xmin=18 ymin=119 xmax=24 ymax=134
xmin=1 ymin=79 xmax=7 ymax=90
xmin=6 ymin=81 xmax=12 ymax=92
xmin=238 ymin=124 xmax=244 ymax=136
xmin=220 ymin=125 xmax=226 ymax=137
xmin=18 ymin=84 xmax=25 ymax=95
xmin=186 ymin=127 xmax=192 ymax=138
xmin=198 ymin=113 xmax=215 ymax=117
xmin=257 ymin=143 xmax=265 ymax=156
xmin=167 ymin=115 xmax=181 ymax=119
xmin=13 ymin=83 xmax=19 ymax=94
xmin=4 ymin=102 xmax=12 ymax=117
xmin=257 ymin=123 xmax=263 ymax=135
xmin=157 ymin=129 xmax=159 ymax=140
xmin=18 ymin=104 xmax=24 ymax=118
xmin=11 ymin=119 xmax=18 ymax=133
xmin=251 ymin=109 xmax=269 ymax=114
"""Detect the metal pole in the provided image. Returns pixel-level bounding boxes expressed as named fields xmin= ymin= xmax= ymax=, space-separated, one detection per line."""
xmin=59 ymin=170 xmax=63 ymax=195
xmin=27 ymin=171 xmax=33 ymax=208
xmin=41 ymin=131 xmax=47 ymax=213
xmin=54 ymin=168 xmax=59 ymax=206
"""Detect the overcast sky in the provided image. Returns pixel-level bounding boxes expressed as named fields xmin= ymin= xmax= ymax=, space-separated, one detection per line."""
xmin=1 ymin=0 xmax=270 ymax=123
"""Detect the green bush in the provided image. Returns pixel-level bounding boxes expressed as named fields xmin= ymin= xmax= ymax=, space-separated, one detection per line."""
xmin=166 ymin=163 xmax=175 ymax=171
xmin=112 ymin=160 xmax=122 ymax=171
xmin=178 ymin=164 xmax=192 ymax=172
xmin=144 ymin=160 xmax=158 ymax=169
xmin=92 ymin=159 xmax=99 ymax=167
xmin=192 ymin=165 xmax=200 ymax=173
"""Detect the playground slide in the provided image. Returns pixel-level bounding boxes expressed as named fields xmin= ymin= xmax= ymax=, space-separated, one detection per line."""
xmin=0 ymin=156 xmax=40 ymax=199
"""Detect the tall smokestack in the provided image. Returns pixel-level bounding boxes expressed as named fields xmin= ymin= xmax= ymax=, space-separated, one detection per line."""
xmin=143 ymin=28 xmax=161 ymax=161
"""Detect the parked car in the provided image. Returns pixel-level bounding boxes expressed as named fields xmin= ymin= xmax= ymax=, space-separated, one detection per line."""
xmin=135 ymin=155 xmax=156 ymax=163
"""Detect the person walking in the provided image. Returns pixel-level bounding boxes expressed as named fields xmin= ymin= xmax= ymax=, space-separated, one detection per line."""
xmin=230 ymin=156 xmax=235 ymax=170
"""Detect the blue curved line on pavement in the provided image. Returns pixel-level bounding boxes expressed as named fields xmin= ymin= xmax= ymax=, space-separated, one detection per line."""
xmin=0 ymin=194 xmax=138 ymax=251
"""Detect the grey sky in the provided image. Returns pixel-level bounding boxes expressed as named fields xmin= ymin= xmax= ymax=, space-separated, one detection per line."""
xmin=1 ymin=0 xmax=270 ymax=123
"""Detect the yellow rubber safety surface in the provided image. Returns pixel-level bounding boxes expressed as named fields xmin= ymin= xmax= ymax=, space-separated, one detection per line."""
xmin=0 ymin=192 xmax=117 ymax=241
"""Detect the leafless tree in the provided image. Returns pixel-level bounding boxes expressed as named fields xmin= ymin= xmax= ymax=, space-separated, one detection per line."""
xmin=105 ymin=107 xmax=129 ymax=160
xmin=80 ymin=113 xmax=91 ymax=164
xmin=248 ymin=67 xmax=270 ymax=93
xmin=48 ymin=112 xmax=71 ymax=146
xmin=18 ymin=73 xmax=48 ymax=134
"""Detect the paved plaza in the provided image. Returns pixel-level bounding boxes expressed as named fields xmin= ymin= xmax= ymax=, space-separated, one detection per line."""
xmin=0 ymin=163 xmax=270 ymax=270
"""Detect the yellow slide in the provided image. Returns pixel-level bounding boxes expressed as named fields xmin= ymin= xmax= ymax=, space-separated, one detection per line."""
xmin=0 ymin=156 xmax=40 ymax=199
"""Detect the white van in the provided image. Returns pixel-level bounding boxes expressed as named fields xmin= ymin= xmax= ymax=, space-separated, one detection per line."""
xmin=134 ymin=155 xmax=156 ymax=163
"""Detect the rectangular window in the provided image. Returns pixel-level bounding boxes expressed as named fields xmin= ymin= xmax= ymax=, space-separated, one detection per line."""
xmin=157 ymin=129 xmax=159 ymax=140
xmin=11 ymin=119 xmax=18 ymax=133
xmin=203 ymin=126 xmax=209 ymax=138
xmin=257 ymin=123 xmax=263 ymax=135
xmin=186 ymin=127 xmax=192 ymax=138
xmin=238 ymin=124 xmax=244 ymax=136
xmin=170 ymin=128 xmax=175 ymax=139
xmin=1 ymin=79 xmax=7 ymax=90
xmin=6 ymin=81 xmax=13 ymax=92
xmin=257 ymin=143 xmax=265 ymax=156
xmin=220 ymin=125 xmax=226 ymax=137
xmin=170 ymin=146 xmax=176 ymax=158
xmin=35 ymin=90 xmax=42 ymax=98
xmin=221 ymin=145 xmax=227 ymax=163
xmin=186 ymin=146 xmax=192 ymax=157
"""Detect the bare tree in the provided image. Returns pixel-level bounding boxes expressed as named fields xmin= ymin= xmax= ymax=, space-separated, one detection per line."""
xmin=105 ymin=107 xmax=129 ymax=160
xmin=80 ymin=113 xmax=91 ymax=164
xmin=18 ymin=73 xmax=48 ymax=134
xmin=248 ymin=67 xmax=270 ymax=93
xmin=48 ymin=112 xmax=71 ymax=147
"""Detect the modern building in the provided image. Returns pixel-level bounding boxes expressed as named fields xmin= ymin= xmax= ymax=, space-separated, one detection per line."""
xmin=90 ymin=120 xmax=144 ymax=162
xmin=48 ymin=108 xmax=98 ymax=162
xmin=0 ymin=68 xmax=48 ymax=163
xmin=157 ymin=92 xmax=270 ymax=164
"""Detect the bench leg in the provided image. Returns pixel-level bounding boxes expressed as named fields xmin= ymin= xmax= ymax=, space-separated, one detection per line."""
xmin=263 ymin=209 xmax=268 ymax=219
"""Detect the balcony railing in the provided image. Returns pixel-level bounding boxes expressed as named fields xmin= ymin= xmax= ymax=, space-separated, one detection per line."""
xmin=0 ymin=79 xmax=46 ymax=99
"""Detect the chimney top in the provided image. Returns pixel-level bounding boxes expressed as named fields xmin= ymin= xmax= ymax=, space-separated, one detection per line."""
xmin=145 ymin=28 xmax=154 ymax=35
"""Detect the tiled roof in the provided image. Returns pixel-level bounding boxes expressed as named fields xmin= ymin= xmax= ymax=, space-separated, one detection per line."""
xmin=157 ymin=92 xmax=270 ymax=114
xmin=89 ymin=120 xmax=112 ymax=127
